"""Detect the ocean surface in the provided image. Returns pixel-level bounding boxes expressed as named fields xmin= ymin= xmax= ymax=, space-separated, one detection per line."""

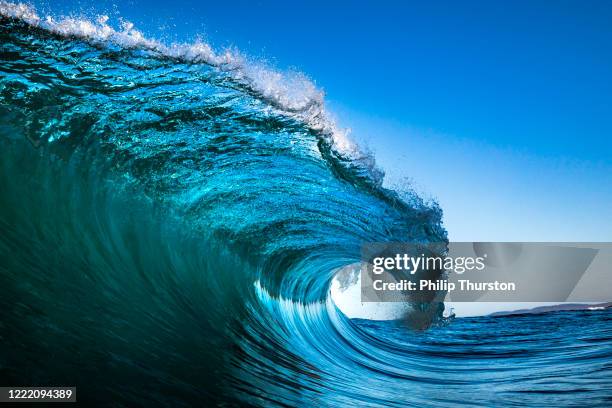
xmin=1 ymin=3 xmax=611 ymax=406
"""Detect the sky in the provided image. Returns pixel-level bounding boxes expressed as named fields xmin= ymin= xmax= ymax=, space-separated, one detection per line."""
xmin=28 ymin=0 xmax=612 ymax=242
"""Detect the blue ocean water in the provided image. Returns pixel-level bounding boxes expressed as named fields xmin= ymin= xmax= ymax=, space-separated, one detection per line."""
xmin=0 ymin=3 xmax=610 ymax=406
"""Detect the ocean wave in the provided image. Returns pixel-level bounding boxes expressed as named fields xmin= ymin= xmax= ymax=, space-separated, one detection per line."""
xmin=1 ymin=3 xmax=610 ymax=407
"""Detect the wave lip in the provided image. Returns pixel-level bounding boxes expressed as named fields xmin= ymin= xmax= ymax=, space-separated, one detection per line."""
xmin=0 ymin=1 xmax=361 ymax=159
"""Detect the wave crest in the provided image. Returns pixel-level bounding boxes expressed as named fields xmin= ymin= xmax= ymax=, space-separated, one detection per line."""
xmin=0 ymin=3 xmax=453 ymax=406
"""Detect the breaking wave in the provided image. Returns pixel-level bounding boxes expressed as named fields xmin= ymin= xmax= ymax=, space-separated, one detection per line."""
xmin=1 ymin=3 xmax=610 ymax=406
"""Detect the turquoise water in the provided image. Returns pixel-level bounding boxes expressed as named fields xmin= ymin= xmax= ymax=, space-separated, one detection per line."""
xmin=1 ymin=4 xmax=611 ymax=407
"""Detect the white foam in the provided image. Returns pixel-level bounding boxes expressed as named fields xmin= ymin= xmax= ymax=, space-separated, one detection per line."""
xmin=0 ymin=1 xmax=358 ymax=155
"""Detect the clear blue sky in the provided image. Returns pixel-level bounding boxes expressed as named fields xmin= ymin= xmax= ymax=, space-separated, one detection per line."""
xmin=30 ymin=0 xmax=612 ymax=241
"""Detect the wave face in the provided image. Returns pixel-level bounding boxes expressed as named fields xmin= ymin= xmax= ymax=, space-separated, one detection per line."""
xmin=1 ymin=4 xmax=611 ymax=407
